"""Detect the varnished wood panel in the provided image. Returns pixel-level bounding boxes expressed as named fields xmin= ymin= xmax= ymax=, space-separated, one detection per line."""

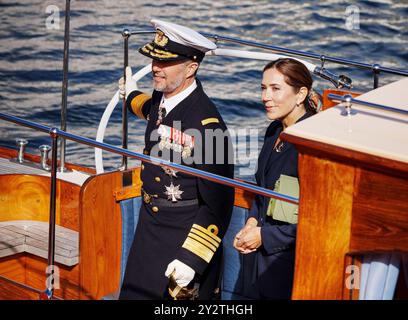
xmin=322 ymin=88 xmax=362 ymax=111
xmin=233 ymin=187 xmax=254 ymax=209
xmin=0 ymin=175 xmax=50 ymax=222
xmin=0 ymin=253 xmax=79 ymax=300
xmin=292 ymin=153 xmax=355 ymax=300
xmin=0 ymin=174 xmax=80 ymax=231
xmin=0 ymin=275 xmax=42 ymax=300
xmin=350 ymin=168 xmax=408 ymax=253
xmin=0 ymin=254 xmax=26 ymax=284
xmin=79 ymin=170 xmax=126 ymax=299
xmin=24 ymin=255 xmax=79 ymax=300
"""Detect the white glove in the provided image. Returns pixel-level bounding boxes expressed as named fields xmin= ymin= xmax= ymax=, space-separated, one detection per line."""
xmin=165 ymin=259 xmax=195 ymax=287
xmin=118 ymin=66 xmax=137 ymax=99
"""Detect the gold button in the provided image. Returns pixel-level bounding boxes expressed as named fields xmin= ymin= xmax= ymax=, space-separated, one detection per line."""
xmin=155 ymin=177 xmax=161 ymax=182
xmin=152 ymin=206 xmax=159 ymax=213
xmin=141 ymin=164 xmax=145 ymax=170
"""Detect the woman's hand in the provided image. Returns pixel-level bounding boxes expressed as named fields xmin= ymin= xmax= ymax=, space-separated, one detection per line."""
xmin=233 ymin=218 xmax=262 ymax=254
xmin=237 ymin=227 xmax=262 ymax=253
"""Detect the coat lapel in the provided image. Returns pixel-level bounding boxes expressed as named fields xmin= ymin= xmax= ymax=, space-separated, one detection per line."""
xmin=256 ymin=122 xmax=282 ymax=187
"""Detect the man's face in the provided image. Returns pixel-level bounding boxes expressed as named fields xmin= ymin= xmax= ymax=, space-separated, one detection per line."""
xmin=151 ymin=59 xmax=190 ymax=94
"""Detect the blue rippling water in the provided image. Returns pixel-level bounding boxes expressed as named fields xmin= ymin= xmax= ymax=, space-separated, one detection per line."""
xmin=0 ymin=0 xmax=407 ymax=179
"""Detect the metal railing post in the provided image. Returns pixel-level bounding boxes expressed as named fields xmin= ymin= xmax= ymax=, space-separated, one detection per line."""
xmin=120 ymin=29 xmax=130 ymax=171
xmin=59 ymin=0 xmax=71 ymax=172
xmin=373 ymin=64 xmax=380 ymax=89
xmin=45 ymin=128 xmax=59 ymax=299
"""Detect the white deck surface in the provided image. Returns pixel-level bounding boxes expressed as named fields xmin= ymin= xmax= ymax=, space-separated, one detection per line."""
xmin=284 ymin=77 xmax=408 ymax=164
xmin=0 ymin=220 xmax=79 ymax=266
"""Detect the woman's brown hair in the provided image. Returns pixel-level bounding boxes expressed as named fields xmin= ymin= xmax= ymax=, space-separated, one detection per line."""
xmin=263 ymin=58 xmax=322 ymax=113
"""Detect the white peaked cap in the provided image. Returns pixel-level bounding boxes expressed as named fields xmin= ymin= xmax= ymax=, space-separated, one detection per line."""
xmin=151 ymin=19 xmax=217 ymax=52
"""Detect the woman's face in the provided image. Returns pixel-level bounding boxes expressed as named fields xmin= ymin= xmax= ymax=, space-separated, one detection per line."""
xmin=261 ymin=68 xmax=304 ymax=121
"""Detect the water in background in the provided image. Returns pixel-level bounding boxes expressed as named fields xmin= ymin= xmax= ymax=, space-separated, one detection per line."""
xmin=0 ymin=0 xmax=407 ymax=179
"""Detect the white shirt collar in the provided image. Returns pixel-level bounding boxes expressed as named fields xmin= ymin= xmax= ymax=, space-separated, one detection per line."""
xmin=161 ymin=80 xmax=197 ymax=115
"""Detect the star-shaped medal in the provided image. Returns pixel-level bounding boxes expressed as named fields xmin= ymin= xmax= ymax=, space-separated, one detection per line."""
xmin=162 ymin=166 xmax=178 ymax=178
xmin=164 ymin=182 xmax=183 ymax=202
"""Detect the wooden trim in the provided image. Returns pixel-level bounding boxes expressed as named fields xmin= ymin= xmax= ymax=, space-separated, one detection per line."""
xmin=322 ymin=88 xmax=362 ymax=111
xmin=233 ymin=186 xmax=255 ymax=209
xmin=281 ymin=132 xmax=408 ymax=177
xmin=114 ymin=186 xmax=141 ymax=201
xmin=113 ymin=168 xmax=142 ymax=201
xmin=79 ymin=170 xmax=126 ymax=299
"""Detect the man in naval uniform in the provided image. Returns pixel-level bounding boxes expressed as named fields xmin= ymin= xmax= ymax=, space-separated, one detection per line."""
xmin=118 ymin=19 xmax=235 ymax=300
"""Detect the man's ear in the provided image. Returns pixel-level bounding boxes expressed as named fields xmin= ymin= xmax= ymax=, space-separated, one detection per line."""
xmin=186 ymin=62 xmax=199 ymax=78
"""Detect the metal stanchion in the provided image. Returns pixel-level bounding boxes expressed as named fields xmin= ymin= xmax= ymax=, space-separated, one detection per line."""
xmin=39 ymin=128 xmax=59 ymax=300
xmin=373 ymin=64 xmax=380 ymax=89
xmin=59 ymin=0 xmax=71 ymax=173
xmin=120 ymin=29 xmax=130 ymax=171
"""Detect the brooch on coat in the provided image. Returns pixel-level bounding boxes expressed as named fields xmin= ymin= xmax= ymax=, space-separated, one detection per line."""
xmin=157 ymin=124 xmax=195 ymax=159
xmin=164 ymin=182 xmax=184 ymax=202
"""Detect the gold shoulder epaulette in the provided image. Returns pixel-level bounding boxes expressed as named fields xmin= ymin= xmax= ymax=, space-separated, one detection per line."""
xmin=201 ymin=118 xmax=220 ymax=126
xmin=130 ymin=93 xmax=151 ymax=119
xmin=182 ymin=224 xmax=221 ymax=263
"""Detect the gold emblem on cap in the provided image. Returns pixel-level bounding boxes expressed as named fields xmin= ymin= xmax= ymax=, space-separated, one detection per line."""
xmin=154 ymin=30 xmax=168 ymax=47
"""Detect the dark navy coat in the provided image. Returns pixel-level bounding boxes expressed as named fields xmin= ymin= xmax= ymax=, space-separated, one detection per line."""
xmin=120 ymin=80 xmax=234 ymax=299
xmin=248 ymin=112 xmax=313 ymax=299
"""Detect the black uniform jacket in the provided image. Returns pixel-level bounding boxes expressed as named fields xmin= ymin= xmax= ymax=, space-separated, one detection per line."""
xmin=248 ymin=112 xmax=313 ymax=299
xmin=121 ymin=80 xmax=234 ymax=299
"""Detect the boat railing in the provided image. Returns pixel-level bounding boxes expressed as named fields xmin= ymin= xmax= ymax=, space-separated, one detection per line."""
xmin=128 ymin=29 xmax=408 ymax=80
xmin=328 ymin=94 xmax=408 ymax=116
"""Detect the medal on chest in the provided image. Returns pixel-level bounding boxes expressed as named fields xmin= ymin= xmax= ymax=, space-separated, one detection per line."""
xmin=164 ymin=182 xmax=184 ymax=202
xmin=157 ymin=124 xmax=195 ymax=160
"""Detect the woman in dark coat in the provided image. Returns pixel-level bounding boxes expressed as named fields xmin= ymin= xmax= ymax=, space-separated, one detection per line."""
xmin=233 ymin=58 xmax=321 ymax=299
